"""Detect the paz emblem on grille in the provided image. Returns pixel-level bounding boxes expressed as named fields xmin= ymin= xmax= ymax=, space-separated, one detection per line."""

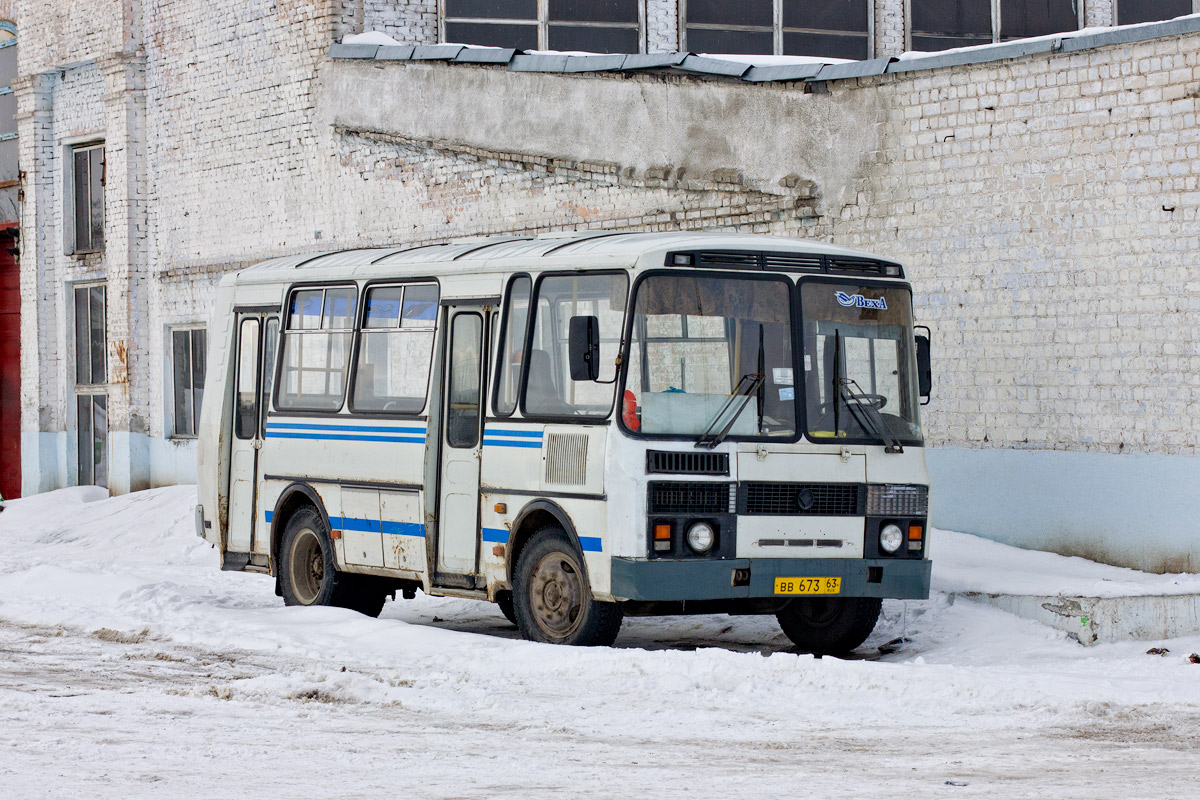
xmin=796 ymin=488 xmax=815 ymax=512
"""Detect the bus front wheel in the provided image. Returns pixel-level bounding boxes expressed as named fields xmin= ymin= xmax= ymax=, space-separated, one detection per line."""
xmin=278 ymin=506 xmax=386 ymax=618
xmin=775 ymin=597 xmax=882 ymax=655
xmin=513 ymin=528 xmax=622 ymax=646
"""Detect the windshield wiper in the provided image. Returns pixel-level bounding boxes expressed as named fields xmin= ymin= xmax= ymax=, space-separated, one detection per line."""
xmin=837 ymin=377 xmax=904 ymax=454
xmin=695 ymin=372 xmax=764 ymax=450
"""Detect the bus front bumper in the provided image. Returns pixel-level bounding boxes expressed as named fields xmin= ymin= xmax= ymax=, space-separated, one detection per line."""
xmin=609 ymin=557 xmax=931 ymax=602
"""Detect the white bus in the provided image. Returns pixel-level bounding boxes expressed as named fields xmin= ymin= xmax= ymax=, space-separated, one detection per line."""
xmin=197 ymin=232 xmax=933 ymax=652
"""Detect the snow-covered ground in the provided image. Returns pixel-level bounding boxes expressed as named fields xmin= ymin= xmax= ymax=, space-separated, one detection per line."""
xmin=2 ymin=487 xmax=1199 ymax=798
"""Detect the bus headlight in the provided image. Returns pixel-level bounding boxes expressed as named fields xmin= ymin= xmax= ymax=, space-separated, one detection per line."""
xmin=686 ymin=522 xmax=715 ymax=554
xmin=879 ymin=523 xmax=903 ymax=554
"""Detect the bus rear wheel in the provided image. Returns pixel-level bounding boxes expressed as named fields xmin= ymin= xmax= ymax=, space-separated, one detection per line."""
xmin=278 ymin=506 xmax=386 ymax=618
xmin=513 ymin=528 xmax=622 ymax=646
xmin=775 ymin=597 xmax=882 ymax=655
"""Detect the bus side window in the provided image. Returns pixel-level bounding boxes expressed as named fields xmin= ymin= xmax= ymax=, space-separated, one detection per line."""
xmin=235 ymin=318 xmax=260 ymax=439
xmin=277 ymin=286 xmax=357 ymax=412
xmin=260 ymin=316 xmax=279 ymax=432
xmin=350 ymin=283 xmax=438 ymax=414
xmin=493 ymin=275 xmax=531 ymax=416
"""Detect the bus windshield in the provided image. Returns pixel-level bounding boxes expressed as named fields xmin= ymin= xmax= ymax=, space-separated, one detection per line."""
xmin=800 ymin=281 xmax=923 ymax=445
xmin=623 ymin=274 xmax=797 ymax=439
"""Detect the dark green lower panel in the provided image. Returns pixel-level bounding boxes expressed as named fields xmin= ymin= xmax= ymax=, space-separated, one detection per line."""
xmin=609 ymin=557 xmax=931 ymax=602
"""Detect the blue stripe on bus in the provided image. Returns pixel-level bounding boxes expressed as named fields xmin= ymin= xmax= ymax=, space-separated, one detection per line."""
xmin=265 ymin=511 xmax=586 ymax=548
xmin=482 ymin=438 xmax=543 ymax=448
xmin=482 ymin=428 xmax=544 ymax=438
xmin=329 ymin=516 xmax=425 ymax=537
xmin=266 ymin=432 xmax=426 ymax=444
xmin=262 ymin=510 xmax=422 ymax=537
xmin=267 ymin=423 xmax=427 ymax=434
xmin=482 ymin=527 xmax=510 ymax=543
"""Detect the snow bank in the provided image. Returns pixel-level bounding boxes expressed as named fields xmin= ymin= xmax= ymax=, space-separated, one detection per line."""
xmin=932 ymin=528 xmax=1200 ymax=597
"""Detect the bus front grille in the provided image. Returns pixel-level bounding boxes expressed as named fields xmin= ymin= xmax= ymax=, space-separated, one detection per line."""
xmin=648 ymin=482 xmax=735 ymax=514
xmin=645 ymin=450 xmax=730 ymax=476
xmin=739 ymin=483 xmax=864 ymax=516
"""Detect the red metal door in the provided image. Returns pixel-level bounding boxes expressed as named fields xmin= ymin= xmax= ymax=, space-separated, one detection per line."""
xmin=0 ymin=224 xmax=19 ymax=499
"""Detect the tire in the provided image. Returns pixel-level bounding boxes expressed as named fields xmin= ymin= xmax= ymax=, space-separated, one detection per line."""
xmin=495 ymin=593 xmax=518 ymax=626
xmin=278 ymin=506 xmax=387 ymax=618
xmin=512 ymin=527 xmax=622 ymax=646
xmin=775 ymin=597 xmax=882 ymax=655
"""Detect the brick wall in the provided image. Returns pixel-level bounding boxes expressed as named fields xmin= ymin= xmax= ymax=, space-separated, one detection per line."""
xmin=15 ymin=0 xmax=1200 ymax=511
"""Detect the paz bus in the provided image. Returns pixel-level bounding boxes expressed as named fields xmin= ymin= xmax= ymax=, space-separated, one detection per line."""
xmin=196 ymin=232 xmax=933 ymax=652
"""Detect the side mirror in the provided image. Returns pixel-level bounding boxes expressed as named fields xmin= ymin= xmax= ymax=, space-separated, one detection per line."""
xmin=568 ymin=315 xmax=601 ymax=381
xmin=915 ymin=329 xmax=932 ymax=403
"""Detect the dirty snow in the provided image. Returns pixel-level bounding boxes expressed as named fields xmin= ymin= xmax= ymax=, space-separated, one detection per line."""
xmin=2 ymin=486 xmax=1200 ymax=799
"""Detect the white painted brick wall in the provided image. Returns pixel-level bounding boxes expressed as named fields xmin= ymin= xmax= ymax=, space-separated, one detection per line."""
xmin=16 ymin=0 xmax=1200 ymax=494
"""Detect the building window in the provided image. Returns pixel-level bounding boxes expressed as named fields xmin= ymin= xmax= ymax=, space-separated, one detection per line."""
xmin=910 ymin=1 xmax=1081 ymax=52
xmin=74 ymin=283 xmax=107 ymax=487
xmin=683 ymin=1 xmax=871 ymax=60
xmin=443 ymin=0 xmax=642 ymax=53
xmin=1116 ymin=0 xmax=1196 ymax=25
xmin=67 ymin=142 xmax=104 ymax=254
xmin=170 ymin=327 xmax=207 ymax=437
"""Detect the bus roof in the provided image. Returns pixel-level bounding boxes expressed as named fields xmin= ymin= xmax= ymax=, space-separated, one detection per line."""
xmin=227 ymin=231 xmax=904 ymax=286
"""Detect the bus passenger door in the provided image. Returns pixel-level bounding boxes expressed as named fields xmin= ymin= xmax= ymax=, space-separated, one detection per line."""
xmin=226 ymin=312 xmax=274 ymax=556
xmin=436 ymin=305 xmax=488 ymax=578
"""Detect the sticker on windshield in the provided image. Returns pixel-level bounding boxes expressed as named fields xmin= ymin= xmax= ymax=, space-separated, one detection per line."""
xmin=804 ymin=355 xmax=812 ymax=372
xmin=772 ymin=367 xmax=794 ymax=386
xmin=779 ymin=387 xmax=795 ymax=401
xmin=835 ymin=291 xmax=887 ymax=310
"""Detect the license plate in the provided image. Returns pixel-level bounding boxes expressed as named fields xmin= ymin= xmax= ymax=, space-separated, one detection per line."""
xmin=774 ymin=577 xmax=841 ymax=595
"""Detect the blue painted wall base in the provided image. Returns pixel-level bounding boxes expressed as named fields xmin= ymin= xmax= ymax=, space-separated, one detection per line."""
xmin=927 ymin=447 xmax=1200 ymax=574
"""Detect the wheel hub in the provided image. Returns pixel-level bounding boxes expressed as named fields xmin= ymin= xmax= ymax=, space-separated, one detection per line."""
xmin=531 ymin=555 xmax=584 ymax=638
xmin=290 ymin=528 xmax=324 ymax=605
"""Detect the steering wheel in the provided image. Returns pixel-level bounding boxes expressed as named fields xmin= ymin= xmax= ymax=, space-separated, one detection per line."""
xmin=847 ymin=393 xmax=887 ymax=410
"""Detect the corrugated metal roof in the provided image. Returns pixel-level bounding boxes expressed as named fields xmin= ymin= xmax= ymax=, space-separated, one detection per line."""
xmin=331 ymin=14 xmax=1200 ymax=84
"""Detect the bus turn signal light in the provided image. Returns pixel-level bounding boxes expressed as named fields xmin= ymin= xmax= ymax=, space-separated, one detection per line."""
xmin=908 ymin=524 xmax=923 ymax=540
xmin=654 ymin=523 xmax=672 ymax=552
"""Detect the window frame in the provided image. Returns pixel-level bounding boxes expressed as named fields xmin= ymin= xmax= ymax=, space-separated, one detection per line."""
xmin=346 ymin=278 xmax=441 ymax=417
xmin=440 ymin=0 xmax=646 ymax=53
xmin=906 ymin=0 xmax=1086 ymax=52
xmin=64 ymin=140 xmax=105 ymax=256
xmin=490 ymin=272 xmax=532 ymax=418
xmin=72 ymin=281 xmax=108 ymax=487
xmin=273 ymin=282 xmax=359 ymax=415
xmin=681 ymin=0 xmax=875 ymax=60
xmin=616 ymin=268 xmax=803 ymax=444
xmin=168 ymin=324 xmax=207 ymax=439
xmin=517 ymin=268 xmax=631 ymax=425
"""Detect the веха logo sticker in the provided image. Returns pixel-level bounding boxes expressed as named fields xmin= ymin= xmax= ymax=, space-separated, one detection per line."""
xmin=835 ymin=291 xmax=887 ymax=310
